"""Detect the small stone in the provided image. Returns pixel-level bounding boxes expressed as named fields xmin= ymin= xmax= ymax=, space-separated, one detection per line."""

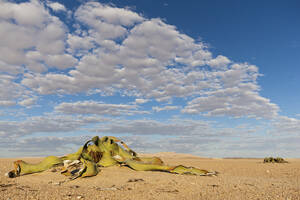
xmin=52 ymin=180 xmax=65 ymax=185
xmin=208 ymin=184 xmax=219 ymax=187
xmin=128 ymin=178 xmax=144 ymax=182
xmin=77 ymin=195 xmax=83 ymax=199
xmin=4 ymin=171 xmax=16 ymax=178
xmin=266 ymin=170 xmax=270 ymax=173
xmin=96 ymin=187 xmax=118 ymax=191
xmin=70 ymin=185 xmax=80 ymax=189
xmin=50 ymin=168 xmax=57 ymax=172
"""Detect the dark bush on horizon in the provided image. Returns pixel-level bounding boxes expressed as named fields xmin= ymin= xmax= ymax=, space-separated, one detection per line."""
xmin=263 ymin=157 xmax=288 ymax=163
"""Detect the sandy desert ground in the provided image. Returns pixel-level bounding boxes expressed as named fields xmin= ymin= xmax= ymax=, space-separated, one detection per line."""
xmin=0 ymin=152 xmax=299 ymax=200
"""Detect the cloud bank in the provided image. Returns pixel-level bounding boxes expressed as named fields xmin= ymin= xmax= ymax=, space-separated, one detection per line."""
xmin=1 ymin=0 xmax=278 ymax=118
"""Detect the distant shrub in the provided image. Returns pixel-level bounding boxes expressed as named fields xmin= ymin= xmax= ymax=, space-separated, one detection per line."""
xmin=263 ymin=157 xmax=288 ymax=163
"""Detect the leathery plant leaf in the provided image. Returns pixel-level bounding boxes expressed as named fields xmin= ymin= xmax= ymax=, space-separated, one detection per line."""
xmin=6 ymin=136 xmax=217 ymax=179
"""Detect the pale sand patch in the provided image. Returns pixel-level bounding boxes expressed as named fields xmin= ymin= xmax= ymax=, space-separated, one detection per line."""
xmin=1 ymin=153 xmax=300 ymax=200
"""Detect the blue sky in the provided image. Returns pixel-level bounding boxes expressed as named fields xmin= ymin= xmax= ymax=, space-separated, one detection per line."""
xmin=0 ymin=0 xmax=299 ymax=158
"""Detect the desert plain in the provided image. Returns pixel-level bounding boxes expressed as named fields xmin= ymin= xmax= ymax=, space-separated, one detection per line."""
xmin=0 ymin=152 xmax=299 ymax=200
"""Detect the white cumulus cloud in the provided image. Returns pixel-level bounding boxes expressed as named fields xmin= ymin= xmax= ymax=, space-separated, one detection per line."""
xmin=55 ymin=101 xmax=149 ymax=116
xmin=152 ymin=105 xmax=179 ymax=112
xmin=46 ymin=1 xmax=66 ymax=12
